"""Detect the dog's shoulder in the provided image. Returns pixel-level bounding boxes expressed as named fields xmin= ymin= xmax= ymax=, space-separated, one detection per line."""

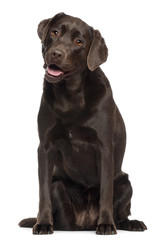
xmin=89 ymin=67 xmax=110 ymax=88
xmin=85 ymin=67 xmax=112 ymax=108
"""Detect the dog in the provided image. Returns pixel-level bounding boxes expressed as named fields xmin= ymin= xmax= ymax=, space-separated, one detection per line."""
xmin=19 ymin=13 xmax=147 ymax=235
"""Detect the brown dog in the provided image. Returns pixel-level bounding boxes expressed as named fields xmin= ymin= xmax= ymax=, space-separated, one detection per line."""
xmin=19 ymin=13 xmax=147 ymax=235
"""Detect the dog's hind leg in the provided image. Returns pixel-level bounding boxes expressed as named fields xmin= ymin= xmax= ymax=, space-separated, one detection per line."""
xmin=113 ymin=173 xmax=147 ymax=231
xmin=113 ymin=173 xmax=132 ymax=223
xmin=19 ymin=218 xmax=37 ymax=228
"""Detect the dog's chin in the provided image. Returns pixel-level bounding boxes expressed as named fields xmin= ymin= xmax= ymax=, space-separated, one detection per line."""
xmin=44 ymin=64 xmax=75 ymax=83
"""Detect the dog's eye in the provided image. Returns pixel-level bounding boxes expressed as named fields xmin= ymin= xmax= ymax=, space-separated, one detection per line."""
xmin=52 ymin=30 xmax=59 ymax=36
xmin=74 ymin=39 xmax=83 ymax=46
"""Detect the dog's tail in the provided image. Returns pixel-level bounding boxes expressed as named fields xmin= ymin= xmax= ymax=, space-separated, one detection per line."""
xmin=18 ymin=218 xmax=37 ymax=228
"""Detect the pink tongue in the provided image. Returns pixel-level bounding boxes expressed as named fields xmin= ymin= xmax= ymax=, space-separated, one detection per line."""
xmin=47 ymin=66 xmax=63 ymax=76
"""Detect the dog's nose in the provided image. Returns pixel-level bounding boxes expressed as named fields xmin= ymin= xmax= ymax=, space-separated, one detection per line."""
xmin=51 ymin=49 xmax=65 ymax=59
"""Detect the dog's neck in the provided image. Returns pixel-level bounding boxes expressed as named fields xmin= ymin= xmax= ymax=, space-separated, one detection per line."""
xmin=64 ymin=71 xmax=87 ymax=95
xmin=44 ymin=70 xmax=89 ymax=113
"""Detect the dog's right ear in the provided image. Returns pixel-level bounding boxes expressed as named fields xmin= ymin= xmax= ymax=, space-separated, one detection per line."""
xmin=37 ymin=12 xmax=65 ymax=43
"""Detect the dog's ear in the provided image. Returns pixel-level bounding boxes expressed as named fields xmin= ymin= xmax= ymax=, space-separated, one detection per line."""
xmin=87 ymin=29 xmax=108 ymax=71
xmin=37 ymin=12 xmax=65 ymax=43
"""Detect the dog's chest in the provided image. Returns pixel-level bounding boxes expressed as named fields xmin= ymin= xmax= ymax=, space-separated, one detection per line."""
xmin=50 ymin=124 xmax=100 ymax=149
xmin=52 ymin=85 xmax=86 ymax=120
xmin=51 ymin=125 xmax=100 ymax=186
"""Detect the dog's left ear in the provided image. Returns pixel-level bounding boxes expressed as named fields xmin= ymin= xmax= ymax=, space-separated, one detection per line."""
xmin=37 ymin=12 xmax=65 ymax=43
xmin=87 ymin=29 xmax=108 ymax=71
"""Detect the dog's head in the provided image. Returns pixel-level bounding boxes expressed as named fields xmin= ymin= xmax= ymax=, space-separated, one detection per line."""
xmin=38 ymin=13 xmax=108 ymax=83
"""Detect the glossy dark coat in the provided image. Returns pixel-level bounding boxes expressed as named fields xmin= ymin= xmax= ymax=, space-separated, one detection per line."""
xmin=19 ymin=13 xmax=147 ymax=235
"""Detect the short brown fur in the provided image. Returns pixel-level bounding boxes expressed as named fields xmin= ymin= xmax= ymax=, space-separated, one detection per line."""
xmin=19 ymin=13 xmax=147 ymax=235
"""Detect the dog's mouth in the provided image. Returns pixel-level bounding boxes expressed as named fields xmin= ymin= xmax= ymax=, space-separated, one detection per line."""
xmin=45 ymin=64 xmax=73 ymax=83
xmin=47 ymin=64 xmax=64 ymax=77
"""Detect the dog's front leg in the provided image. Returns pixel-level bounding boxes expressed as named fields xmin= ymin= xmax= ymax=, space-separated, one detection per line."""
xmin=33 ymin=144 xmax=53 ymax=234
xmin=96 ymin=144 xmax=117 ymax=235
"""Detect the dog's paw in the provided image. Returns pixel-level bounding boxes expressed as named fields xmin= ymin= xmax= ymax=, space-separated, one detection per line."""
xmin=96 ymin=224 xmax=117 ymax=235
xmin=117 ymin=219 xmax=147 ymax=231
xmin=33 ymin=223 xmax=53 ymax=234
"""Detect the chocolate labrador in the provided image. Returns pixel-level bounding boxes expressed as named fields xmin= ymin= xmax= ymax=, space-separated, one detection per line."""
xmin=19 ymin=13 xmax=147 ymax=235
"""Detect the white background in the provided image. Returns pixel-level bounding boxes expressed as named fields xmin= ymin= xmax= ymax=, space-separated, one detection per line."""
xmin=0 ymin=0 xmax=157 ymax=239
